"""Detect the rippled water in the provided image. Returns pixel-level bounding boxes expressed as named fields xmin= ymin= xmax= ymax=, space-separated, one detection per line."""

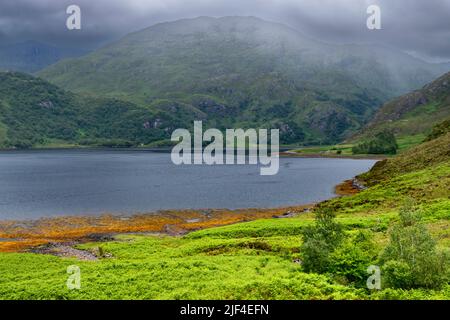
xmin=0 ymin=149 xmax=376 ymax=220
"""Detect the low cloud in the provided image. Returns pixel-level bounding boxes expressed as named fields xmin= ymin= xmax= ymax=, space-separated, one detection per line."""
xmin=0 ymin=0 xmax=449 ymax=61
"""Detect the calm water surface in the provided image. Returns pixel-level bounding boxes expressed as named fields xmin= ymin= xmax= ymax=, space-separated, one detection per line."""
xmin=0 ymin=150 xmax=376 ymax=220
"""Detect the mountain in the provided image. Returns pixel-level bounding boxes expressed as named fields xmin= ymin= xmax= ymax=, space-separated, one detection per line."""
xmin=38 ymin=16 xmax=448 ymax=144
xmin=357 ymin=71 xmax=450 ymax=140
xmin=0 ymin=41 xmax=87 ymax=73
xmin=0 ymin=72 xmax=193 ymax=148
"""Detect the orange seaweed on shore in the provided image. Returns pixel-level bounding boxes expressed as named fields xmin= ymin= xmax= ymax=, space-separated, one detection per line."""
xmin=0 ymin=206 xmax=313 ymax=252
xmin=334 ymin=180 xmax=361 ymax=196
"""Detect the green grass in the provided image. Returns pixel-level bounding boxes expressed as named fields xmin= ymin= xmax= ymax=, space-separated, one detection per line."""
xmin=396 ymin=134 xmax=426 ymax=152
xmin=0 ymin=162 xmax=449 ymax=300
xmin=0 ymin=201 xmax=448 ymax=299
xmin=0 ymin=235 xmax=368 ymax=300
xmin=292 ymin=144 xmax=355 ymax=156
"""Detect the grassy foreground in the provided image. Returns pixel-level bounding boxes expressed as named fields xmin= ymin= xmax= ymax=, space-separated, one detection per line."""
xmin=0 ymin=135 xmax=449 ymax=300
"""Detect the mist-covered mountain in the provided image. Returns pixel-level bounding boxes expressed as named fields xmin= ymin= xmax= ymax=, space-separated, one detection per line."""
xmin=38 ymin=16 xmax=448 ymax=144
xmin=358 ymin=71 xmax=450 ymax=139
xmin=0 ymin=41 xmax=87 ymax=73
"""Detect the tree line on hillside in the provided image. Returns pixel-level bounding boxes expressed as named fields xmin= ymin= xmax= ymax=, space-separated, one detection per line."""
xmin=352 ymin=130 xmax=398 ymax=155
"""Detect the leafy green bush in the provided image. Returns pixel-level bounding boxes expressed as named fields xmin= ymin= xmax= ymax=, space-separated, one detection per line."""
xmin=301 ymin=208 xmax=380 ymax=288
xmin=300 ymin=207 xmax=344 ymax=273
xmin=328 ymin=231 xmax=378 ymax=286
xmin=380 ymin=203 xmax=449 ymax=289
xmin=382 ymin=260 xmax=414 ymax=289
xmin=352 ymin=130 xmax=398 ymax=155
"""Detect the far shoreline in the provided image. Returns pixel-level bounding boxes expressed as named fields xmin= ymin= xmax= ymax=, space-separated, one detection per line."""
xmin=0 ymin=146 xmax=386 ymax=160
xmin=279 ymin=151 xmax=386 ymax=160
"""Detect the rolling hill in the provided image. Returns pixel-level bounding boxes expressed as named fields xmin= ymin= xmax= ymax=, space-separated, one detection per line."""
xmin=0 ymin=72 xmax=189 ymax=148
xmin=357 ymin=71 xmax=450 ymax=142
xmin=359 ymin=131 xmax=450 ymax=186
xmin=39 ymin=16 xmax=449 ymax=144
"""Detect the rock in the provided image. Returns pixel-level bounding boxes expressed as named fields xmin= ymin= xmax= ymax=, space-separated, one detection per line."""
xmin=143 ymin=121 xmax=151 ymax=129
xmin=38 ymin=100 xmax=54 ymax=109
xmin=31 ymin=242 xmax=98 ymax=261
xmin=87 ymin=233 xmax=115 ymax=242
xmin=163 ymin=224 xmax=187 ymax=236
xmin=92 ymin=246 xmax=113 ymax=258
xmin=272 ymin=211 xmax=299 ymax=219
xmin=352 ymin=178 xmax=367 ymax=191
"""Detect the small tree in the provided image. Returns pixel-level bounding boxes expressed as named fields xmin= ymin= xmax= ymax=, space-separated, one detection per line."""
xmin=301 ymin=207 xmax=344 ymax=273
xmin=380 ymin=202 xmax=449 ymax=289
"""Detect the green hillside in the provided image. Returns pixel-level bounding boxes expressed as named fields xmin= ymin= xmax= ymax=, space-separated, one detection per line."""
xmin=358 ymin=132 xmax=450 ymax=186
xmin=39 ymin=16 xmax=448 ymax=144
xmin=0 ymin=72 xmax=188 ymax=148
xmin=357 ymin=71 xmax=450 ymax=143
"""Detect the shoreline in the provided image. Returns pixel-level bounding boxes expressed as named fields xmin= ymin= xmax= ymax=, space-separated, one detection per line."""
xmin=0 ymin=177 xmax=368 ymax=254
xmin=0 ymin=205 xmax=314 ymax=253
xmin=0 ymin=146 xmax=294 ymax=153
xmin=279 ymin=151 xmax=387 ymax=160
xmin=0 ymin=146 xmax=387 ymax=160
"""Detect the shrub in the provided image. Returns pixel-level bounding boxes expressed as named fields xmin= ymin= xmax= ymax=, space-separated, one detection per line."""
xmin=328 ymin=231 xmax=378 ymax=286
xmin=301 ymin=207 xmax=344 ymax=273
xmin=382 ymin=260 xmax=414 ymax=289
xmin=380 ymin=203 xmax=449 ymax=289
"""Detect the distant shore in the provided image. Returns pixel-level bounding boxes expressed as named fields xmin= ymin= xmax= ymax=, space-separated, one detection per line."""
xmin=280 ymin=151 xmax=387 ymax=160
xmin=0 ymin=146 xmax=387 ymax=161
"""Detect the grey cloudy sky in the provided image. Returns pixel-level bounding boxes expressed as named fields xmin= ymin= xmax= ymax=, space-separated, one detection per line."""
xmin=0 ymin=0 xmax=449 ymax=62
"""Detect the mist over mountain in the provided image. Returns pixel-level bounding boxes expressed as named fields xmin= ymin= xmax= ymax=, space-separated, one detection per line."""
xmin=0 ymin=41 xmax=87 ymax=73
xmin=38 ymin=17 xmax=448 ymax=144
